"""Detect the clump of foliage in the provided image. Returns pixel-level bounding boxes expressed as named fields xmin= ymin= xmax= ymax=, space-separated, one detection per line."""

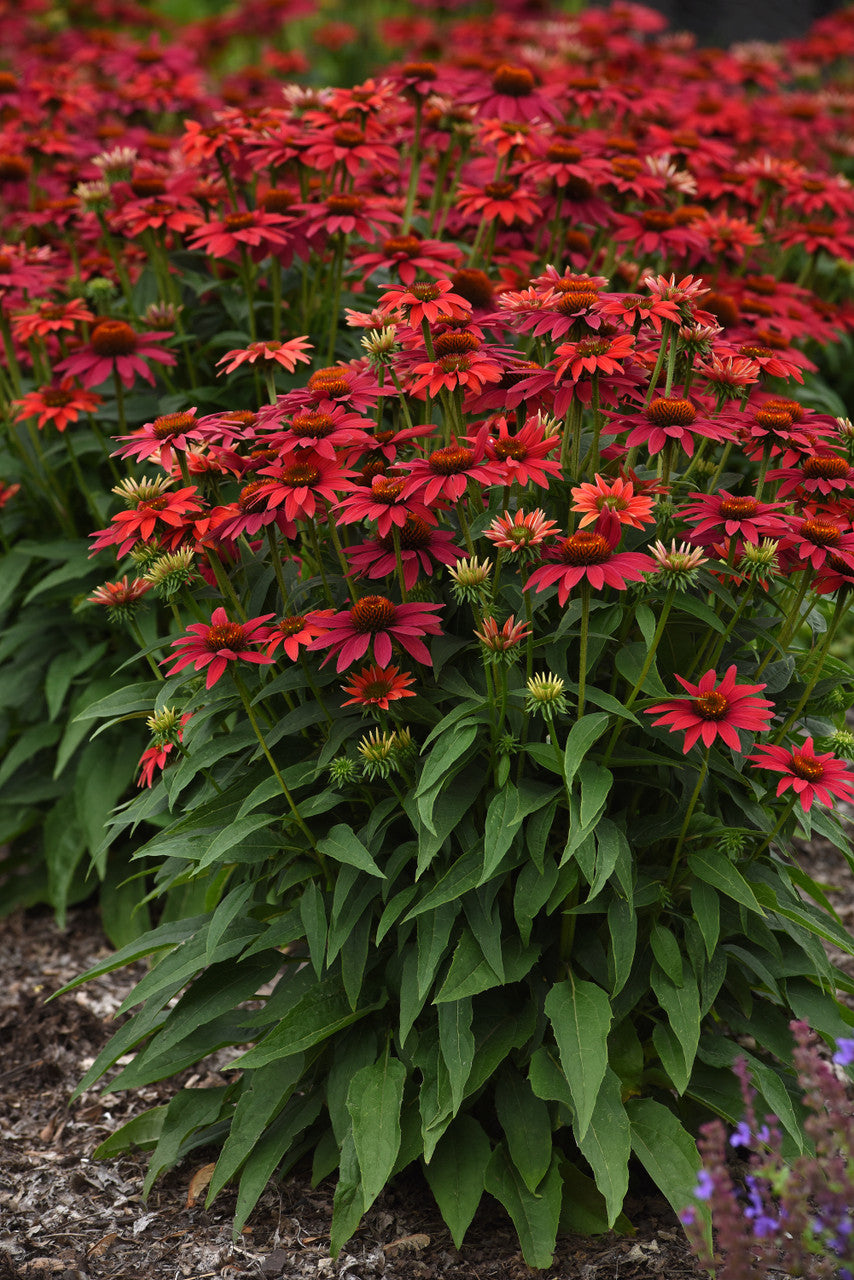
xmin=3 ymin=0 xmax=854 ymax=1266
xmin=683 ymin=1023 xmax=854 ymax=1279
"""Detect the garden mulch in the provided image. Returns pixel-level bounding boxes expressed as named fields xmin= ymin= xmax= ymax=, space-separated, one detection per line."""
xmin=2 ymin=828 xmax=852 ymax=1280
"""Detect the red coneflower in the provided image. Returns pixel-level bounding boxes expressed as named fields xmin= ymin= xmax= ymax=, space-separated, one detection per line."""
xmin=162 ymin=605 xmax=275 ymax=689
xmin=216 ymin=336 xmax=313 ymax=376
xmin=378 ymin=278 xmax=472 ymax=327
xmin=681 ymin=491 xmax=789 ymax=547
xmin=13 ymin=380 xmax=102 ymax=432
xmin=749 ymin=738 xmax=854 ymax=811
xmin=341 ymin=662 xmax=417 ymax=710
xmin=55 ymin=319 xmax=175 ymax=390
xmin=571 ymin=474 xmax=656 ymax=541
xmin=344 ymin=517 xmax=463 ymax=590
xmin=308 ymin=596 xmax=443 ymax=671
xmin=646 ymin=666 xmax=774 ymax=754
xmin=525 ymin=529 xmax=655 ymax=605
xmin=265 ymin=612 xmax=333 ymax=660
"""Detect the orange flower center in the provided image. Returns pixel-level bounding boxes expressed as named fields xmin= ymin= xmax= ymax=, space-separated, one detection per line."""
xmin=383 ymin=235 xmax=422 ymax=257
xmin=280 ymin=463 xmax=320 ymax=487
xmin=277 ymin=615 xmax=306 ymax=636
xmin=802 ymin=519 xmax=841 ymax=546
xmin=371 ymin=477 xmax=405 ymax=503
xmin=402 ymin=61 xmax=438 ymax=79
xmin=238 ymin=481 xmax=267 ymax=511
xmin=380 ymin=514 xmax=432 ymax=551
xmin=763 ymin=397 xmax=803 ymax=423
xmin=575 ymin=337 xmax=612 ymax=357
xmin=207 ymin=621 xmax=247 ymax=650
xmin=90 ymin=320 xmax=138 ymax=356
xmin=491 ymin=64 xmax=535 ymax=95
xmin=646 ymin=398 xmax=697 ymax=427
xmin=641 ymin=210 xmax=677 ymax=231
xmin=719 ymin=496 xmax=758 ymax=518
xmin=739 ymin=345 xmax=774 ymax=360
xmin=611 ymin=156 xmax=643 ymax=177
xmin=484 ymin=181 xmax=515 ymax=200
xmin=558 ymin=531 xmax=612 ymax=565
xmin=152 ymin=411 xmax=195 ymax=439
xmin=326 ymin=193 xmax=364 ymax=214
xmin=802 ymin=456 xmax=848 ymax=480
xmin=556 ymin=289 xmax=600 ymax=313
xmin=695 ymin=691 xmax=728 ymax=720
xmin=791 ymin=752 xmax=824 ymax=781
xmin=429 ymin=445 xmax=475 ymax=474
xmin=753 ymin=408 xmax=793 ymax=431
xmin=131 ymin=177 xmax=167 ymax=197
xmin=261 ymin=187 xmax=297 ymax=213
xmin=438 ymin=355 xmax=474 ymax=375
xmin=332 ymin=125 xmax=365 ymax=147
xmin=225 ymin=410 xmax=257 ymax=428
xmin=433 ymin=331 xmax=479 ymax=358
xmin=492 ymin=436 xmax=528 ymax=460
xmin=289 ymin=413 xmax=335 ymax=438
xmin=223 ymin=211 xmax=256 ymax=232
xmin=350 ymin=595 xmax=396 ymax=633
xmin=408 ymin=281 xmax=441 ymax=300
xmin=546 ymin=143 xmax=583 ymax=163
xmin=41 ymin=388 xmax=74 ymax=407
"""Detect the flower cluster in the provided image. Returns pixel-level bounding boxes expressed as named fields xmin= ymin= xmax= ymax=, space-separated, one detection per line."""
xmin=5 ymin=0 xmax=854 ymax=1267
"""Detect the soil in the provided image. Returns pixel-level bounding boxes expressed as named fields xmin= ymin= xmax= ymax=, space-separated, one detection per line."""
xmin=1 ymin=830 xmax=852 ymax=1280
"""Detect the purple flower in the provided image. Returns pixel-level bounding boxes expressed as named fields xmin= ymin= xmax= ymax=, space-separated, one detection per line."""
xmin=743 ymin=1176 xmax=779 ymax=1238
xmin=833 ymin=1037 xmax=854 ymax=1066
xmin=694 ymin=1170 xmax=715 ymax=1201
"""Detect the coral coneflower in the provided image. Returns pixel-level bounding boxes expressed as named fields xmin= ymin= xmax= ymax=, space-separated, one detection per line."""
xmin=646 ymin=666 xmax=774 ymax=754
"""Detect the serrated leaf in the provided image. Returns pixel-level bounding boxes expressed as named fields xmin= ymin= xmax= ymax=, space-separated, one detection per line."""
xmin=347 ymin=1051 xmax=406 ymax=1210
xmin=423 ymin=1115 xmax=491 ymax=1249
xmin=483 ymin=1147 xmax=562 ymax=1270
xmin=545 ymin=976 xmax=612 ymax=1140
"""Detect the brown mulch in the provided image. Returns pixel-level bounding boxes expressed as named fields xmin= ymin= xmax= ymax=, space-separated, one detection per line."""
xmin=3 ymin=826 xmax=854 ymax=1280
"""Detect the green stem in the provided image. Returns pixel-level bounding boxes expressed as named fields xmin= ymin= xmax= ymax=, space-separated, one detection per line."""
xmin=577 ymin=584 xmax=590 ymax=720
xmin=601 ymin=585 xmax=676 ymax=766
xmin=233 ymin=671 xmax=322 ymax=858
xmin=667 ymin=747 xmax=710 ymax=889
xmin=773 ymin=595 xmax=850 ymax=742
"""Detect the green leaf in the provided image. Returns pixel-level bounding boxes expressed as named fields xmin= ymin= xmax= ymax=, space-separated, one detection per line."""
xmin=437 ymin=997 xmax=475 ymax=1116
xmin=300 ymin=881 xmax=327 ymax=979
xmin=346 ymin=1051 xmax=406 ymax=1210
xmin=143 ymin=1087 xmax=229 ymax=1196
xmin=627 ymin=1098 xmax=708 ymax=1246
xmin=578 ymin=760 xmax=612 ymax=830
xmin=233 ymin=975 xmax=380 ymax=1069
xmin=529 ymin=1046 xmax=575 ymax=1112
xmin=330 ymin=1133 xmax=364 ymax=1258
xmin=483 ymin=1147 xmax=562 ymax=1270
xmin=316 ymin=823 xmax=385 ymax=878
xmin=607 ymin=896 xmax=636 ymax=997
xmin=575 ymin=1067 xmax=630 ymax=1227
xmin=672 ymin=593 xmax=725 ymax=633
xmin=92 ymin=1107 xmax=167 ymax=1159
xmin=560 ymin=1161 xmax=633 ymax=1236
xmin=423 ymin=1115 xmax=491 ymax=1249
xmin=563 ymin=712 xmax=610 ymax=788
xmin=652 ymin=962 xmax=701 ymax=1093
xmin=495 ymin=1067 xmax=553 ymax=1194
xmin=650 ymin=925 xmax=683 ymax=987
xmin=545 ymin=976 xmax=612 ymax=1141
xmin=207 ymin=1057 xmax=304 ymax=1204
xmin=691 ymin=880 xmax=720 ymax=960
xmin=416 ymin=901 xmax=459 ymax=1000
xmin=688 ymin=849 xmax=765 ymax=916
xmin=233 ymin=1093 xmax=323 ymax=1237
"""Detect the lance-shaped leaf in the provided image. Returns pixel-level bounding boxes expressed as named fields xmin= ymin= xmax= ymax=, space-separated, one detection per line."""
xmin=346 ymin=1052 xmax=406 ymax=1210
xmin=544 ymin=976 xmax=612 ymax=1140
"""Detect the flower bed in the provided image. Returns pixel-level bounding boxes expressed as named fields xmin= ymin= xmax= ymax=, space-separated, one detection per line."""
xmin=3 ymin=0 xmax=854 ymax=1270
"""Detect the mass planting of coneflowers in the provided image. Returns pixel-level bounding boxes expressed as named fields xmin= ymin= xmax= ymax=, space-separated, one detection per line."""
xmin=4 ymin=0 xmax=854 ymax=1270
